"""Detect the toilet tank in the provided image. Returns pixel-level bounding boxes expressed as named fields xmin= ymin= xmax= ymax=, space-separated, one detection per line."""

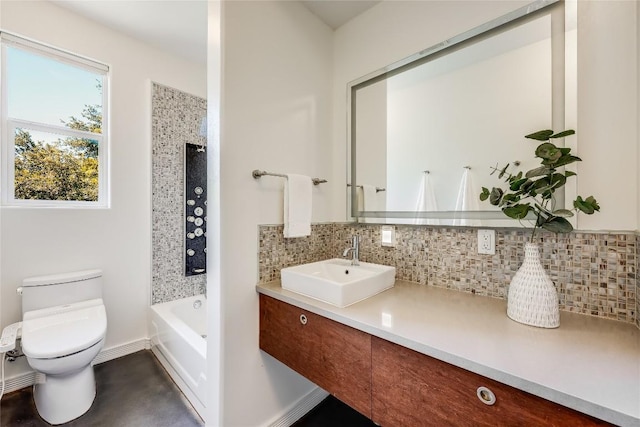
xmin=20 ymin=270 xmax=103 ymax=314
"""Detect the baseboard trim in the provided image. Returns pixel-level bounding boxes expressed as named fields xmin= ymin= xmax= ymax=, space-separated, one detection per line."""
xmin=93 ymin=338 xmax=151 ymax=365
xmin=267 ymin=387 xmax=330 ymax=427
xmin=3 ymin=338 xmax=151 ymax=394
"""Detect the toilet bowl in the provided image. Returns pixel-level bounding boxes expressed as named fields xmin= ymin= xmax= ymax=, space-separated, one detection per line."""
xmin=18 ymin=271 xmax=107 ymax=425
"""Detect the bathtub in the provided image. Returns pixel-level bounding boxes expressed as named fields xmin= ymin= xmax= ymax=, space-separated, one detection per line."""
xmin=150 ymin=295 xmax=206 ymax=418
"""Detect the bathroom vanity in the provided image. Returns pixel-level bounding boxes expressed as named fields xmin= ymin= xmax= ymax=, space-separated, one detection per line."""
xmin=257 ymin=281 xmax=639 ymax=426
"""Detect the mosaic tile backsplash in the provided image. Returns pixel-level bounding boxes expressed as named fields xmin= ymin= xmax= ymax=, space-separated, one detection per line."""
xmin=258 ymin=224 xmax=334 ymax=283
xmin=258 ymin=223 xmax=638 ymax=327
xmin=152 ymin=83 xmax=207 ymax=304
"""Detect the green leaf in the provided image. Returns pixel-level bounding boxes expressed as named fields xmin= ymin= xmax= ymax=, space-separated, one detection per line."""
xmin=585 ymin=196 xmax=600 ymax=210
xmin=550 ymin=130 xmax=575 ymax=139
xmin=489 ymin=187 xmax=503 ymax=206
xmin=525 ymin=130 xmax=554 ymax=141
xmin=507 ymin=171 xmax=523 ymax=184
xmin=501 ymin=193 xmax=521 ymax=207
xmin=550 ymin=173 xmax=567 ymax=189
xmin=565 ymin=171 xmax=577 ymax=178
xmin=536 ymin=213 xmax=547 ymax=227
xmin=503 ymin=204 xmax=531 ymax=219
xmin=552 ymin=209 xmax=574 ymax=218
xmin=553 ymin=155 xmax=582 ymax=168
xmin=520 ymin=180 xmax=536 ymax=193
xmin=533 ymin=177 xmax=551 ymax=190
xmin=541 ymin=216 xmax=574 ymax=233
xmin=535 ymin=143 xmax=562 ymax=161
xmin=498 ymin=164 xmax=509 ymax=179
xmin=559 ymin=147 xmax=572 ymax=155
xmin=574 ymin=196 xmax=600 ymax=214
xmin=526 ymin=166 xmax=552 ymax=178
xmin=509 ymin=178 xmax=528 ymax=191
xmin=479 ymin=187 xmax=490 ymax=202
xmin=541 ymin=190 xmax=553 ymax=200
xmin=534 ymin=203 xmax=553 ymax=216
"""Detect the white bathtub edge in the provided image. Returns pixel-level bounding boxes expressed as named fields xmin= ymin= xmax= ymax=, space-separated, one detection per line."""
xmin=3 ymin=338 xmax=151 ymax=394
xmin=265 ymin=387 xmax=330 ymax=427
xmin=151 ymin=344 xmax=206 ymax=421
xmin=149 ymin=298 xmax=207 ymax=410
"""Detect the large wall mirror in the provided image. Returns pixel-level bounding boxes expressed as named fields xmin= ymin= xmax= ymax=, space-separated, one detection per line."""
xmin=349 ymin=0 xmax=576 ymax=225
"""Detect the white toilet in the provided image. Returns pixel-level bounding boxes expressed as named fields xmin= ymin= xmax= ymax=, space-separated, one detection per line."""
xmin=18 ymin=270 xmax=107 ymax=425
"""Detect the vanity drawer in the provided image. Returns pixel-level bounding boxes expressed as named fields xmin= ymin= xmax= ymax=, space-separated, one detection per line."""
xmin=371 ymin=337 xmax=610 ymax=427
xmin=259 ymin=295 xmax=371 ymax=417
xmin=259 ymin=294 xmax=323 ymax=379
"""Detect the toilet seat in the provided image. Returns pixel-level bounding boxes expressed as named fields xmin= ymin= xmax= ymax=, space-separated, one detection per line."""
xmin=21 ymin=299 xmax=107 ymax=359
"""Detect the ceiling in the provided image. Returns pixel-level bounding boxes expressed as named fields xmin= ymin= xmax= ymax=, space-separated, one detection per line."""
xmin=50 ymin=0 xmax=208 ymax=64
xmin=49 ymin=0 xmax=380 ymax=65
xmin=302 ymin=1 xmax=380 ymax=29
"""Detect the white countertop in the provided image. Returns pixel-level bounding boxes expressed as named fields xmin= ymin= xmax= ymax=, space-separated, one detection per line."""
xmin=257 ymin=280 xmax=640 ymax=426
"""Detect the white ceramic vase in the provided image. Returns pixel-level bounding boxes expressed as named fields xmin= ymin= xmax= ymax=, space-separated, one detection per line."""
xmin=507 ymin=242 xmax=560 ymax=328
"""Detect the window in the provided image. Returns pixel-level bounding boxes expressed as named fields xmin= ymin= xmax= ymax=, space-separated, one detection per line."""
xmin=1 ymin=33 xmax=109 ymax=207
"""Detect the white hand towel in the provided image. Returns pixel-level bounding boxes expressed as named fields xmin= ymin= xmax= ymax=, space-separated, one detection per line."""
xmin=414 ymin=172 xmax=439 ymax=225
xmin=454 ymin=168 xmax=479 ymax=226
xmin=284 ymin=174 xmax=312 ymax=238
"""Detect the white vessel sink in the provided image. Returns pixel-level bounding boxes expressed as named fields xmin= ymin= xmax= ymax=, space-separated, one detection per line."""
xmin=280 ymin=258 xmax=396 ymax=307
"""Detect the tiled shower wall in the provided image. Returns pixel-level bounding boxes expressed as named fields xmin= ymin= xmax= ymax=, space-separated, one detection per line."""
xmin=151 ymin=83 xmax=206 ymax=304
xmin=258 ymin=223 xmax=638 ymax=327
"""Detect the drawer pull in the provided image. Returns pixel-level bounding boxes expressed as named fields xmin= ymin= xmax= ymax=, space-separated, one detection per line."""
xmin=477 ymin=386 xmax=496 ymax=406
xmin=300 ymin=314 xmax=308 ymax=325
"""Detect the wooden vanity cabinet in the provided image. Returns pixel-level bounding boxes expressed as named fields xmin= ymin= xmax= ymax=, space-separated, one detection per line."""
xmin=371 ymin=337 xmax=611 ymax=427
xmin=259 ymin=294 xmax=611 ymax=426
xmin=259 ymin=295 xmax=371 ymax=417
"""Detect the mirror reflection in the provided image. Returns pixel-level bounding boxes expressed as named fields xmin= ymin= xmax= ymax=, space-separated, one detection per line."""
xmin=350 ymin=1 xmax=571 ymax=223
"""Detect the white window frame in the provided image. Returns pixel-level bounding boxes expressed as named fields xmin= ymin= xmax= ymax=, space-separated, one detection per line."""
xmin=1 ymin=32 xmax=109 ymax=208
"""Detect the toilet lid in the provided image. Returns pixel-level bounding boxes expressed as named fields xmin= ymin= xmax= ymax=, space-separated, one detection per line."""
xmin=21 ymin=299 xmax=107 ymax=359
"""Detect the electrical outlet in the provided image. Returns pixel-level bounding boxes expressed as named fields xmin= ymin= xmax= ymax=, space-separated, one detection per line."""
xmin=381 ymin=226 xmax=396 ymax=247
xmin=477 ymin=229 xmax=495 ymax=255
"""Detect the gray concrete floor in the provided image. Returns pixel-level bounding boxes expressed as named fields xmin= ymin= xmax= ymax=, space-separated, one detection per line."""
xmin=0 ymin=350 xmax=203 ymax=426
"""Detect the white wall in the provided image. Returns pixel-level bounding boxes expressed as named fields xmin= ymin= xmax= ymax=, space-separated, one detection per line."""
xmin=577 ymin=0 xmax=638 ymax=231
xmin=216 ymin=1 xmax=333 ymax=425
xmin=333 ymin=0 xmax=639 ymax=231
xmin=0 ymin=1 xmax=205 ymax=378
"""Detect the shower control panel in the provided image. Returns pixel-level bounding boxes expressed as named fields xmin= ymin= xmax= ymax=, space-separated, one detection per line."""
xmin=185 ymin=143 xmax=207 ymax=276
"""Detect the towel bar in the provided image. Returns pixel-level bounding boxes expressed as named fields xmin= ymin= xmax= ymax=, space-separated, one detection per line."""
xmin=252 ymin=170 xmax=327 ymax=185
xmin=347 ymin=184 xmax=386 ymax=193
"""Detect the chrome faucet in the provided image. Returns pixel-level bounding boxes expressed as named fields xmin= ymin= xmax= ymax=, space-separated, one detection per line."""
xmin=342 ymin=235 xmax=360 ymax=266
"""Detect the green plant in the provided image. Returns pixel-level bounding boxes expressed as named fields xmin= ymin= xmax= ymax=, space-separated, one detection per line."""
xmin=479 ymin=129 xmax=600 ymax=242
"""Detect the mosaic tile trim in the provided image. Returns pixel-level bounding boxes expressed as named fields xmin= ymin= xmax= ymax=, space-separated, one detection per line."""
xmin=152 ymin=83 xmax=207 ymax=304
xmin=259 ymin=223 xmax=638 ymax=326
